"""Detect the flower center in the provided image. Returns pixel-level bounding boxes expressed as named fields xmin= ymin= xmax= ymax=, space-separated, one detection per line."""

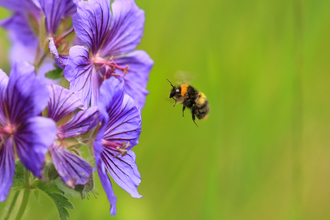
xmin=102 ymin=139 xmax=130 ymax=157
xmin=93 ymin=56 xmax=129 ymax=81
xmin=0 ymin=125 xmax=15 ymax=150
xmin=0 ymin=125 xmax=15 ymax=136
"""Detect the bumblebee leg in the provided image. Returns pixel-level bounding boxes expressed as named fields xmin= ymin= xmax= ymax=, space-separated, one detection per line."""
xmin=192 ymin=113 xmax=198 ymax=127
xmin=182 ymin=105 xmax=186 ymax=117
xmin=173 ymin=98 xmax=178 ymax=107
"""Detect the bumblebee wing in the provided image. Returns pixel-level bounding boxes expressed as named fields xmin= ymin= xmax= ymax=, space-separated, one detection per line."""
xmin=174 ymin=70 xmax=196 ymax=85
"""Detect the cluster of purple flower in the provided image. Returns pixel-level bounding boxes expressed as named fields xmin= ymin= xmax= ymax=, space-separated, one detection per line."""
xmin=0 ymin=0 xmax=153 ymax=216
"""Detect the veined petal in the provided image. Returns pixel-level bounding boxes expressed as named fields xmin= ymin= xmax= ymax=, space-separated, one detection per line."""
xmin=47 ymin=85 xmax=83 ymax=123
xmin=104 ymin=93 xmax=141 ymax=149
xmin=49 ymin=37 xmax=68 ymax=69
xmin=38 ymin=0 xmax=67 ymax=34
xmin=0 ymin=138 xmax=15 ymax=202
xmin=64 ymin=0 xmax=81 ymax=17
xmin=101 ymin=148 xmax=141 ymax=198
xmin=64 ymin=46 xmax=102 ymax=108
xmin=114 ymin=50 xmax=154 ymax=111
xmin=57 ymin=106 xmax=99 ymax=138
xmin=0 ymin=70 xmax=8 ymax=126
xmin=50 ymin=143 xmax=92 ymax=188
xmin=98 ymin=76 xmax=124 ymax=122
xmin=0 ymin=0 xmax=40 ymax=15
xmin=73 ymin=0 xmax=111 ymax=54
xmin=0 ymin=13 xmax=38 ymax=46
xmin=99 ymin=78 xmax=141 ymax=149
xmin=15 ymin=117 xmax=56 ymax=177
xmin=100 ymin=0 xmax=145 ymax=57
xmin=97 ymin=162 xmax=117 ymax=216
xmin=5 ymin=62 xmax=49 ymax=123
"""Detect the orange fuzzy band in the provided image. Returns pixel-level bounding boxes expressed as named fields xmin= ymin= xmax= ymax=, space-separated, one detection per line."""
xmin=180 ymin=84 xmax=189 ymax=96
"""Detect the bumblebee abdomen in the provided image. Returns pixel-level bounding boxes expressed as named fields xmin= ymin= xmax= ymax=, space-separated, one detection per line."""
xmin=196 ymin=92 xmax=207 ymax=107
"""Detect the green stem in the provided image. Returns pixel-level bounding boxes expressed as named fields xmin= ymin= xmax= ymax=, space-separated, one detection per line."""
xmin=4 ymin=191 xmax=20 ymax=220
xmin=14 ymin=189 xmax=30 ymax=220
xmin=14 ymin=169 xmax=30 ymax=220
xmin=25 ymin=169 xmax=29 ymax=185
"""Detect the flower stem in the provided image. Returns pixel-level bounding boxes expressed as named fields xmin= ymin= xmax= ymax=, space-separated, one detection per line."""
xmin=4 ymin=191 xmax=20 ymax=220
xmin=14 ymin=169 xmax=30 ymax=220
xmin=14 ymin=189 xmax=30 ymax=220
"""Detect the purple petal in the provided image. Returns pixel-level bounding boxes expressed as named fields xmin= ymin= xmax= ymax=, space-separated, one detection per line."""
xmin=38 ymin=0 xmax=67 ymax=34
xmin=98 ymin=76 xmax=124 ymax=122
xmin=73 ymin=0 xmax=111 ymax=54
xmin=64 ymin=46 xmax=102 ymax=108
xmin=8 ymin=42 xmax=38 ymax=65
xmin=0 ymin=69 xmax=8 ymax=92
xmin=47 ymin=85 xmax=83 ymax=122
xmin=15 ymin=117 xmax=56 ymax=177
xmin=0 ymin=0 xmax=40 ymax=15
xmin=114 ymin=50 xmax=154 ymax=110
xmin=57 ymin=106 xmax=99 ymax=138
xmin=0 ymin=70 xmax=8 ymax=126
xmin=50 ymin=143 xmax=92 ymax=188
xmin=64 ymin=0 xmax=81 ymax=17
xmin=99 ymin=78 xmax=141 ymax=149
xmin=97 ymin=161 xmax=117 ymax=216
xmin=5 ymin=62 xmax=49 ymax=124
xmin=101 ymin=148 xmax=142 ymax=198
xmin=49 ymin=37 xmax=68 ymax=69
xmin=100 ymin=0 xmax=145 ymax=57
xmin=0 ymin=138 xmax=15 ymax=202
xmin=0 ymin=13 xmax=38 ymax=46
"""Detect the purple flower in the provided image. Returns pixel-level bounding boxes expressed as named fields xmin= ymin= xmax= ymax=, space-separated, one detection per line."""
xmin=47 ymin=85 xmax=98 ymax=188
xmin=0 ymin=61 xmax=56 ymax=202
xmin=64 ymin=0 xmax=154 ymax=110
xmin=94 ymin=77 xmax=142 ymax=215
xmin=0 ymin=0 xmax=80 ymax=63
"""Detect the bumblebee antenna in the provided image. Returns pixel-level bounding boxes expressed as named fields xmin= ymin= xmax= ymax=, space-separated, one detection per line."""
xmin=167 ymin=78 xmax=175 ymax=88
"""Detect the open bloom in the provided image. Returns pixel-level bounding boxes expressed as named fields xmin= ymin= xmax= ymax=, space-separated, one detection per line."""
xmin=0 ymin=0 xmax=79 ymax=62
xmin=64 ymin=0 xmax=154 ymax=110
xmin=94 ymin=77 xmax=142 ymax=215
xmin=0 ymin=61 xmax=56 ymax=201
xmin=46 ymin=85 xmax=98 ymax=188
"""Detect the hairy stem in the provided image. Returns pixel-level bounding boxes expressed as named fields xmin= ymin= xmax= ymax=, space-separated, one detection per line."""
xmin=14 ymin=169 xmax=31 ymax=220
xmin=4 ymin=191 xmax=20 ymax=220
xmin=14 ymin=189 xmax=30 ymax=220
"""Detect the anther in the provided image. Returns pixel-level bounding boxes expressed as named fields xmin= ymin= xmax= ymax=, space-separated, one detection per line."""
xmin=114 ymin=141 xmax=130 ymax=157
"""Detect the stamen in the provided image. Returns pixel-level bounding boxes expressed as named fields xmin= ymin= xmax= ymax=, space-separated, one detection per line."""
xmin=114 ymin=141 xmax=130 ymax=157
xmin=101 ymin=139 xmax=130 ymax=157
xmin=93 ymin=56 xmax=129 ymax=79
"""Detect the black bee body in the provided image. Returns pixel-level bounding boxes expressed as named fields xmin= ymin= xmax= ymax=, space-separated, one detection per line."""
xmin=167 ymin=79 xmax=210 ymax=127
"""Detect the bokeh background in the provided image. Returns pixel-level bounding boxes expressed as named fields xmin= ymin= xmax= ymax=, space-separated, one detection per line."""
xmin=1 ymin=0 xmax=330 ymax=219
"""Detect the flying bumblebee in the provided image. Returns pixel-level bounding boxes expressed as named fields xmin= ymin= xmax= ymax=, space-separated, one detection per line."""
xmin=167 ymin=78 xmax=210 ymax=127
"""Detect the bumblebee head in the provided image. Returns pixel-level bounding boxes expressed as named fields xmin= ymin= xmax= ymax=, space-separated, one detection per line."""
xmin=167 ymin=78 xmax=178 ymax=98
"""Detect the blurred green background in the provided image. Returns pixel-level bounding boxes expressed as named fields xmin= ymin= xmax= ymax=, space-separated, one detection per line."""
xmin=1 ymin=0 xmax=330 ymax=219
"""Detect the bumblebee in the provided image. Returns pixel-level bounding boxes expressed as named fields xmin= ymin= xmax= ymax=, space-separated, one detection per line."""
xmin=167 ymin=78 xmax=210 ymax=127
